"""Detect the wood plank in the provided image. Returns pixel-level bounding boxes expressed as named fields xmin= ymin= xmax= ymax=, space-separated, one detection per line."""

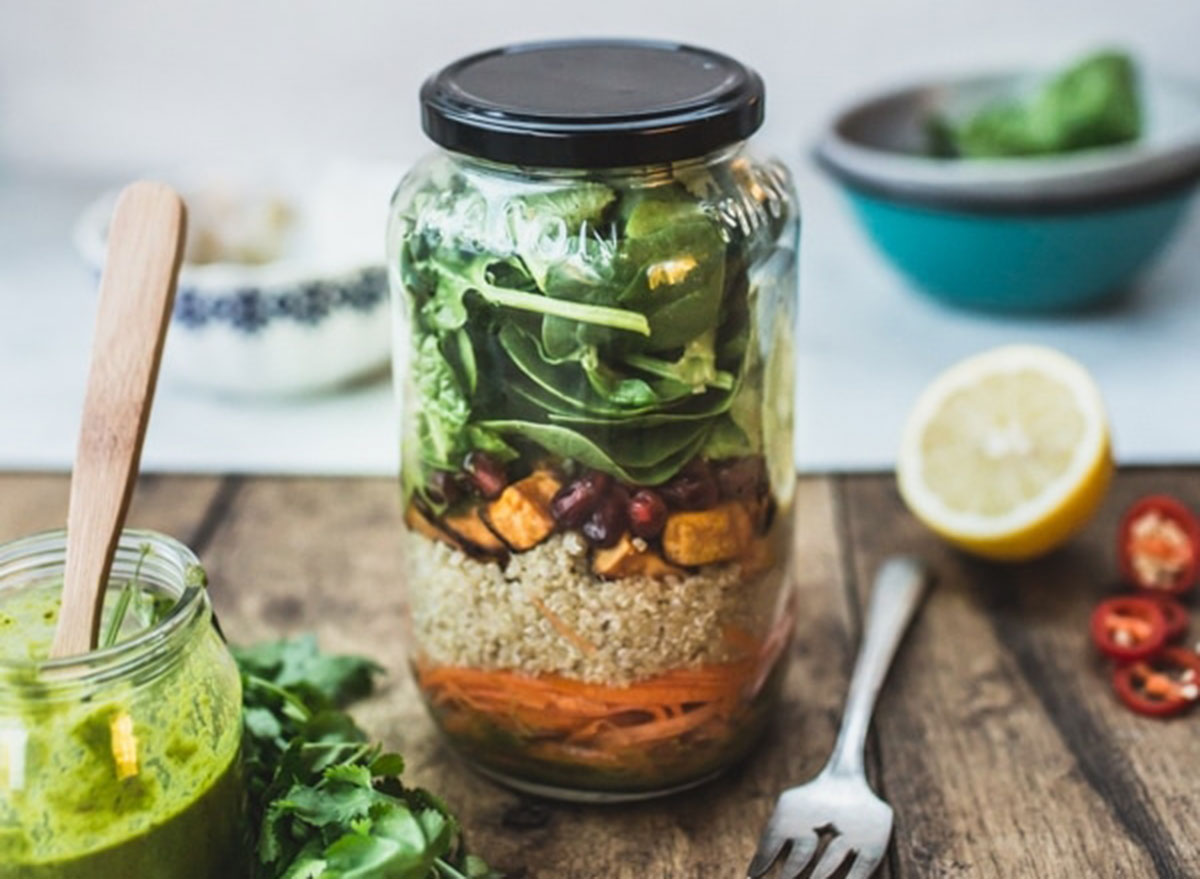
xmin=0 ymin=474 xmax=67 ymax=539
xmin=191 ymin=475 xmax=862 ymax=879
xmin=982 ymin=471 xmax=1200 ymax=879
xmin=7 ymin=471 xmax=1198 ymax=876
xmin=838 ymin=473 xmax=1173 ymax=878
xmin=0 ymin=473 xmax=224 ymax=545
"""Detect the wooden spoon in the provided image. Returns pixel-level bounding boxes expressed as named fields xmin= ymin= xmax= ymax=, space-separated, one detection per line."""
xmin=50 ymin=181 xmax=186 ymax=659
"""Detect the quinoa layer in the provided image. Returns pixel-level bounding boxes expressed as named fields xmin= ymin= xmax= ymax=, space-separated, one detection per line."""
xmin=404 ymin=529 xmax=787 ymax=684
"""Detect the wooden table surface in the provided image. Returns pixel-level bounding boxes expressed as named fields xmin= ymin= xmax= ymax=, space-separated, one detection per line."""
xmin=3 ymin=471 xmax=1198 ymax=879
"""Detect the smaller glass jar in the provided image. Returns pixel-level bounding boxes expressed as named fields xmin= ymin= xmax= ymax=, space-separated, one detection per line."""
xmin=390 ymin=40 xmax=799 ymax=800
xmin=0 ymin=530 xmax=246 ymax=879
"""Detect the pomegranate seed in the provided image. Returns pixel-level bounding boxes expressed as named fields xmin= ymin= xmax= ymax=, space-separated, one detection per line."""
xmin=582 ymin=493 xmax=627 ymax=548
xmin=660 ymin=458 xmax=719 ymax=510
xmin=551 ymin=471 xmax=613 ymax=528
xmin=463 ymin=451 xmax=508 ymax=499
xmin=628 ymin=489 xmax=668 ymax=539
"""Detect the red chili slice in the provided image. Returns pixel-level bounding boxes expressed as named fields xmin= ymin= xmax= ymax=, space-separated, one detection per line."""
xmin=1118 ymin=495 xmax=1200 ymax=595
xmin=1090 ymin=596 xmax=1168 ymax=661
xmin=1112 ymin=647 xmax=1200 ymax=717
xmin=1146 ymin=594 xmax=1189 ymax=642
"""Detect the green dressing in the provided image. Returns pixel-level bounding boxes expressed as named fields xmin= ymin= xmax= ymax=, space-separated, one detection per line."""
xmin=0 ymin=582 xmax=246 ymax=879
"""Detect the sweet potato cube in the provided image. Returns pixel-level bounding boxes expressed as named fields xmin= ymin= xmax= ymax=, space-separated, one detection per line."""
xmin=443 ymin=507 xmax=507 ymax=555
xmin=405 ymin=504 xmax=453 ymax=545
xmin=593 ymin=534 xmax=685 ymax=579
xmin=662 ymin=501 xmax=753 ymax=566
xmin=485 ymin=470 xmax=561 ymax=551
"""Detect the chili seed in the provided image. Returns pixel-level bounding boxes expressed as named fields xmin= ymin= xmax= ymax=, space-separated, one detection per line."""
xmin=628 ymin=489 xmax=668 ymax=539
xmin=551 ymin=471 xmax=613 ymax=529
xmin=463 ymin=451 xmax=508 ymax=499
xmin=582 ymin=493 xmax=628 ymax=548
xmin=660 ymin=458 xmax=719 ymax=510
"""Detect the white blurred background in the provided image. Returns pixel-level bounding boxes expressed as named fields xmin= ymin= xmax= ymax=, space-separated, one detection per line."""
xmin=4 ymin=0 xmax=1197 ymax=173
xmin=2 ymin=0 xmax=1199 ymax=475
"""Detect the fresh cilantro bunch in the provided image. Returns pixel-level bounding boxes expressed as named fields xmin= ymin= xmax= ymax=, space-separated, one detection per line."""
xmin=234 ymin=636 xmax=499 ymax=879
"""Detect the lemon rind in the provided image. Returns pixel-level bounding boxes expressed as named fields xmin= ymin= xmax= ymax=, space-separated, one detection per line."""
xmin=898 ymin=345 xmax=1109 ymax=541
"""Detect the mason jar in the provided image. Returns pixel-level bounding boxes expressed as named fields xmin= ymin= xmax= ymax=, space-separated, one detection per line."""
xmin=0 ymin=530 xmax=246 ymax=878
xmin=389 ymin=39 xmax=799 ymax=800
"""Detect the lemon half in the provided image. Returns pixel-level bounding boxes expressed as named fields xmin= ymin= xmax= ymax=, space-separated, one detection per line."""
xmin=897 ymin=345 xmax=1113 ymax=561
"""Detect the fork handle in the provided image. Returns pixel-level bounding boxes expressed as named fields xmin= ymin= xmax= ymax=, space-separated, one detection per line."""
xmin=825 ymin=556 xmax=930 ymax=779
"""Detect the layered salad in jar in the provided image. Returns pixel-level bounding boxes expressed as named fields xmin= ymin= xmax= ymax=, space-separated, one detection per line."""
xmin=391 ymin=150 xmax=797 ymax=796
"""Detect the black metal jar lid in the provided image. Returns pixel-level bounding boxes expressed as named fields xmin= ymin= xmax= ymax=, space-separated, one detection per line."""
xmin=420 ymin=39 xmax=765 ymax=168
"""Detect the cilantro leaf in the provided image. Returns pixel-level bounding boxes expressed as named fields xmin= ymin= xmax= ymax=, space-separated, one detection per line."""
xmin=234 ymin=634 xmax=381 ymax=708
xmin=236 ymin=636 xmax=498 ymax=879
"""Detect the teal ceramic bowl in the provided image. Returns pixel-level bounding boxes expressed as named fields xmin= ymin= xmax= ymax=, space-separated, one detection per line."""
xmin=817 ymin=70 xmax=1200 ymax=312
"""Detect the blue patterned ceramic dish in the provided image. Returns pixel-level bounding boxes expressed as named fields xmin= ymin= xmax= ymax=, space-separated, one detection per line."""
xmin=74 ymin=165 xmax=394 ymax=396
xmin=816 ymin=70 xmax=1200 ymax=312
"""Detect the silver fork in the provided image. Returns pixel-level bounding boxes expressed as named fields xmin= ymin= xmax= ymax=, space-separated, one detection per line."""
xmin=747 ymin=556 xmax=931 ymax=879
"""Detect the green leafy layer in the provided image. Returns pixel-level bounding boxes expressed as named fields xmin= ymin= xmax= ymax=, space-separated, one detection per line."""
xmin=398 ymin=170 xmax=762 ymax=502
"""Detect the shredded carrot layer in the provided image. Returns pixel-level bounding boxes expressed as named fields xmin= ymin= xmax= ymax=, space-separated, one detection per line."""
xmin=417 ymin=660 xmax=757 ymax=761
xmin=417 ymin=611 xmax=797 ymax=773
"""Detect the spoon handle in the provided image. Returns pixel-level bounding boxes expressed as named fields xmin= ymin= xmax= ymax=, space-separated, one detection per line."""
xmin=51 ymin=182 xmax=185 ymax=659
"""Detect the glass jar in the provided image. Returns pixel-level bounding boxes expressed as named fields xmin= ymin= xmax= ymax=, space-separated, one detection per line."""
xmin=389 ymin=40 xmax=798 ymax=800
xmin=0 ymin=530 xmax=246 ymax=878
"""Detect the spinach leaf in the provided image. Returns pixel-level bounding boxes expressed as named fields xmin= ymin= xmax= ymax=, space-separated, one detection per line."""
xmin=537 ymin=258 xmax=628 ymax=360
xmin=622 ymin=330 xmax=733 ymax=392
xmin=407 ymin=326 xmax=516 ymax=501
xmin=506 ymin=374 xmax=732 ymax=426
xmin=477 ymin=419 xmax=712 ymax=485
xmin=615 ymin=216 xmax=726 ymax=350
xmin=398 ymin=236 xmax=439 ymax=303
xmin=620 ymin=184 xmax=706 ymax=237
xmin=508 ymin=183 xmax=617 ymax=287
xmin=498 ymin=324 xmax=612 ymax=412
xmin=701 ymin=415 xmax=755 ymax=459
xmin=726 ymin=358 xmax=763 ymax=454
xmin=512 ymin=183 xmax=616 ymax=231
xmin=425 ymin=248 xmax=649 ymax=338
xmin=498 ymin=324 xmax=695 ymax=415
xmin=580 ymin=347 xmax=696 ymax=407
xmin=449 ymin=328 xmax=478 ymax=396
xmin=486 ymin=412 xmax=707 ymax=469
xmin=580 ymin=355 xmax=660 ymax=407
xmin=599 ymin=418 xmax=715 ymax=468
xmin=538 ymin=188 xmax=727 ymax=355
xmin=412 ymin=335 xmax=471 ymax=470
xmin=465 ymin=426 xmax=518 ymax=463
